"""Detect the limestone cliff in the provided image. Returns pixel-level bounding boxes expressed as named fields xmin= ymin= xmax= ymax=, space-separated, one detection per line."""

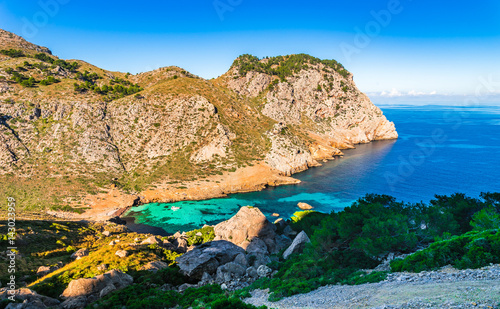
xmin=0 ymin=29 xmax=396 ymax=211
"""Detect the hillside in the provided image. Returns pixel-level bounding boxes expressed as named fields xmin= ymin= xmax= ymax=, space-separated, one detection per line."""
xmin=0 ymin=29 xmax=397 ymax=216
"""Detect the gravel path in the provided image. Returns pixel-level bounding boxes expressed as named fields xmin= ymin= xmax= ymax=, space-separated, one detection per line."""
xmin=245 ymin=265 xmax=500 ymax=309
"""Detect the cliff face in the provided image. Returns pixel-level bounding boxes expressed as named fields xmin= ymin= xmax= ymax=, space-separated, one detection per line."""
xmin=0 ymin=30 xmax=397 ymax=211
xmin=223 ymin=54 xmax=397 ymax=175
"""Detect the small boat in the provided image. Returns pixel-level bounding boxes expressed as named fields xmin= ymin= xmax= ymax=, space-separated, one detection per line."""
xmin=171 ymin=206 xmax=181 ymax=211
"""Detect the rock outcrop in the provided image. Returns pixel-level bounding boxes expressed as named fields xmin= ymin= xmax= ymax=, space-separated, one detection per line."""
xmin=283 ymin=230 xmax=311 ymax=259
xmin=175 ymin=240 xmax=244 ymax=280
xmin=214 ymin=206 xmax=276 ymax=249
xmin=61 ymin=269 xmax=133 ymax=308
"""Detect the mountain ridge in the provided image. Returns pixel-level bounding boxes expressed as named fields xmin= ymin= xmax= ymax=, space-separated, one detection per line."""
xmin=0 ymin=28 xmax=397 ymax=217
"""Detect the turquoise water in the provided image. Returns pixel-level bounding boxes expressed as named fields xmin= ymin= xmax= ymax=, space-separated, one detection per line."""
xmin=124 ymin=105 xmax=500 ymax=234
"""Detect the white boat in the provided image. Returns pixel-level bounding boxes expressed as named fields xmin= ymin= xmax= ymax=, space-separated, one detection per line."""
xmin=171 ymin=206 xmax=181 ymax=211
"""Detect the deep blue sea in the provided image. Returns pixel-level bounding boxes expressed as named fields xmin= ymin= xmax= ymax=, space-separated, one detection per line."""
xmin=124 ymin=105 xmax=500 ymax=235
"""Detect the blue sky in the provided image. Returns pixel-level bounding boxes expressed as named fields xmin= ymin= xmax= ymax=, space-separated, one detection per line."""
xmin=1 ymin=0 xmax=499 ymax=103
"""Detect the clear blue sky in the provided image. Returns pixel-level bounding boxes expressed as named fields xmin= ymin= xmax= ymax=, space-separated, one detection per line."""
xmin=1 ymin=0 xmax=499 ymax=102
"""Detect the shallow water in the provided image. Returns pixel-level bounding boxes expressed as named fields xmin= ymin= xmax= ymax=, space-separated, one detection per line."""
xmin=124 ymin=105 xmax=500 ymax=234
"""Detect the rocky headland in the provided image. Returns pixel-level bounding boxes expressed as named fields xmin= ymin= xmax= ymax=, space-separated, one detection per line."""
xmin=0 ymin=29 xmax=397 ymax=219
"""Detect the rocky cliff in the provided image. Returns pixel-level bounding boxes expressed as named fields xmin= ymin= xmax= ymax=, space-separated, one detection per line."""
xmin=0 ymin=29 xmax=397 ymax=213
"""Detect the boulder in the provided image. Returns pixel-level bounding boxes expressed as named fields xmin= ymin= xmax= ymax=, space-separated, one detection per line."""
xmin=216 ymin=262 xmax=246 ymax=283
xmin=61 ymin=270 xmax=133 ymax=305
xmin=176 ymin=238 xmax=188 ymax=253
xmin=233 ymin=253 xmax=248 ymax=268
xmin=141 ymin=261 xmax=168 ymax=272
xmin=297 ymin=202 xmax=314 ymax=210
xmin=275 ymin=234 xmax=292 ymax=252
xmin=115 ymin=250 xmax=128 ymax=258
xmin=246 ymin=238 xmax=268 ymax=255
xmin=97 ymin=264 xmax=109 ymax=271
xmin=0 ymin=288 xmax=59 ymax=308
xmin=70 ymin=248 xmax=88 ymax=260
xmin=176 ymin=240 xmax=244 ymax=280
xmin=214 ymin=207 xmax=276 ymax=246
xmin=246 ymin=266 xmax=258 ymax=278
xmin=257 ymin=265 xmax=272 ymax=278
xmin=283 ymin=231 xmax=311 ymax=259
xmin=36 ymin=265 xmax=59 ymax=277
xmin=102 ymin=231 xmax=111 ymax=237
xmin=140 ymin=236 xmax=161 ymax=245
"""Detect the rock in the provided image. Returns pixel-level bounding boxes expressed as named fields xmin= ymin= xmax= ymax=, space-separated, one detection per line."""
xmin=141 ymin=261 xmax=168 ymax=272
xmin=36 ymin=265 xmax=59 ymax=277
xmin=214 ymin=206 xmax=276 ymax=247
xmin=0 ymin=288 xmax=60 ymax=308
xmin=283 ymin=225 xmax=297 ymax=238
xmin=108 ymin=240 xmax=119 ymax=246
xmin=246 ymin=266 xmax=258 ymax=278
xmin=60 ymin=296 xmax=87 ymax=309
xmin=115 ymin=250 xmax=128 ymax=258
xmin=102 ymin=231 xmax=111 ymax=237
xmin=275 ymin=234 xmax=292 ymax=252
xmin=61 ymin=270 xmax=133 ymax=301
xmin=176 ymin=238 xmax=188 ymax=253
xmin=272 ymin=213 xmax=279 ymax=217
xmin=196 ymin=232 xmax=203 ymax=236
xmin=140 ymin=236 xmax=161 ymax=245
xmin=246 ymin=238 xmax=269 ymax=255
xmin=97 ymin=264 xmax=109 ymax=271
xmin=99 ymin=284 xmax=116 ymax=298
xmin=178 ymin=283 xmax=197 ymax=293
xmin=257 ymin=265 xmax=272 ymax=278
xmin=200 ymin=272 xmax=214 ymax=285
xmin=233 ymin=253 xmax=248 ymax=268
xmin=283 ymin=231 xmax=311 ymax=259
xmin=297 ymin=202 xmax=314 ymax=210
xmin=216 ymin=262 xmax=247 ymax=283
xmin=176 ymin=240 xmax=245 ymax=280
xmin=70 ymin=248 xmax=88 ymax=260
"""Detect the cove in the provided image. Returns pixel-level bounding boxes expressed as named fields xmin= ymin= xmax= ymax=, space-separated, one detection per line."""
xmin=124 ymin=105 xmax=500 ymax=234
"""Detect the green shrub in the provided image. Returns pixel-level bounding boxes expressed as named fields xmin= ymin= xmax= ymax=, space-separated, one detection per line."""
xmin=390 ymin=229 xmax=500 ymax=272
xmin=185 ymin=226 xmax=215 ymax=246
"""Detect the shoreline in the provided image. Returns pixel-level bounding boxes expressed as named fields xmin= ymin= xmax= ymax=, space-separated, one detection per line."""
xmin=35 ymin=136 xmax=398 ymax=225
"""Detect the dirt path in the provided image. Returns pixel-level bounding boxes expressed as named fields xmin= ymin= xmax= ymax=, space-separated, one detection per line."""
xmin=245 ymin=280 xmax=500 ymax=308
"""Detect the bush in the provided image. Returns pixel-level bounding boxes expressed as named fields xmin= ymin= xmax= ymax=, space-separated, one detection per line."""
xmin=0 ymin=49 xmax=25 ymax=58
xmin=390 ymin=229 xmax=500 ymax=272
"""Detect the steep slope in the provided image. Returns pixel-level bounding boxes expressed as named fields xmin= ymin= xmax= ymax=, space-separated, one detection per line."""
xmin=0 ymin=29 xmax=396 ymax=215
xmin=219 ymin=54 xmax=397 ymax=175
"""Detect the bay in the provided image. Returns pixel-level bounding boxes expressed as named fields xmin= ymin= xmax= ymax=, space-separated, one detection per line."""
xmin=124 ymin=105 xmax=500 ymax=234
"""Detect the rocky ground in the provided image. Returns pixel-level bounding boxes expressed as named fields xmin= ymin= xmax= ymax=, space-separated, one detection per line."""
xmin=245 ymin=265 xmax=500 ymax=309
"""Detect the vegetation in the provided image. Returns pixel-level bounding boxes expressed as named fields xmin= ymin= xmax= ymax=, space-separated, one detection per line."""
xmin=73 ymin=71 xmax=143 ymax=100
xmin=92 ymin=284 xmax=267 ymax=309
xmin=0 ymin=48 xmax=25 ymax=58
xmin=241 ymin=192 xmax=500 ymax=301
xmin=391 ymin=229 xmax=500 ymax=272
xmin=232 ymin=54 xmax=350 ymax=81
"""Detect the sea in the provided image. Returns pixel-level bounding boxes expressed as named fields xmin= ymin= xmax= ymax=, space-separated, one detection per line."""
xmin=123 ymin=105 xmax=500 ymax=235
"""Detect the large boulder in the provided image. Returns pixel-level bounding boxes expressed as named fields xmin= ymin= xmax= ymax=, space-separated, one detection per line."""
xmin=283 ymin=231 xmax=311 ymax=259
xmin=176 ymin=240 xmax=244 ymax=280
xmin=0 ymin=288 xmax=59 ymax=308
xmin=214 ymin=206 xmax=276 ymax=247
xmin=70 ymin=248 xmax=89 ymax=260
xmin=61 ymin=270 xmax=133 ymax=307
xmin=141 ymin=261 xmax=169 ymax=272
